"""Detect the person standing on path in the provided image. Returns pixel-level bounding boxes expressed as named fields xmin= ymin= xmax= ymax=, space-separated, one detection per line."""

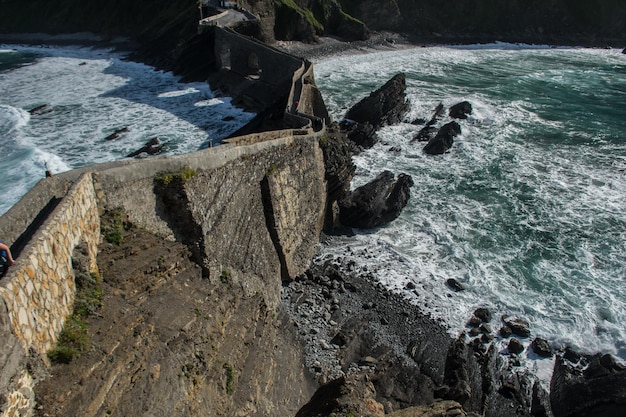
xmin=0 ymin=241 xmax=16 ymax=277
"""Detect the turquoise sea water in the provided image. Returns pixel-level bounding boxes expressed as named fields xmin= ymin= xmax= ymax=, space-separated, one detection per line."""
xmin=1 ymin=43 xmax=625 ymax=377
xmin=313 ymin=45 xmax=626 ymax=373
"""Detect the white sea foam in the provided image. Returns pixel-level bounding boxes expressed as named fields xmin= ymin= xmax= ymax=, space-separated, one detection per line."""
xmin=0 ymin=45 xmax=254 ymax=215
xmin=0 ymin=104 xmax=30 ymax=133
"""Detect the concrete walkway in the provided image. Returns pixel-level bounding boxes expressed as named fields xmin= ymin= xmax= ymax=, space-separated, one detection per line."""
xmin=199 ymin=8 xmax=255 ymax=28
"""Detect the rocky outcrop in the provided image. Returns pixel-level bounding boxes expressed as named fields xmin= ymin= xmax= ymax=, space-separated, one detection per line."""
xmin=284 ymin=256 xmax=453 ymax=414
xmin=423 ymin=121 xmax=461 ymax=155
xmin=338 ymin=73 xmax=409 ymax=152
xmin=339 ymin=119 xmax=378 ymax=150
xmin=274 ymin=0 xmax=319 ymax=43
xmin=338 ymin=170 xmax=413 ymax=229
xmin=411 ymin=103 xmax=445 ymax=142
xmin=345 ymin=73 xmax=410 ymax=130
xmin=550 ymin=353 xmax=626 ymax=417
xmin=126 ymin=137 xmax=163 ymax=158
xmin=449 ymin=101 xmax=473 ymax=119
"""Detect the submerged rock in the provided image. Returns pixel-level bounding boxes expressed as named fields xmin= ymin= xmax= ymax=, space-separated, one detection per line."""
xmin=446 ymin=278 xmax=465 ymax=292
xmin=338 ymin=170 xmax=413 ymax=229
xmin=28 ymin=104 xmax=52 ymax=115
xmin=104 ymin=127 xmax=129 ymax=141
xmin=127 ymin=137 xmax=163 ymax=158
xmin=411 ymin=125 xmax=438 ymax=142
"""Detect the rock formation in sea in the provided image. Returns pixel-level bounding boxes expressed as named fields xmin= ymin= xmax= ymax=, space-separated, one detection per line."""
xmin=423 ymin=121 xmax=461 ymax=155
xmin=344 ymin=73 xmax=410 ymax=131
xmin=338 ymin=170 xmax=414 ymax=229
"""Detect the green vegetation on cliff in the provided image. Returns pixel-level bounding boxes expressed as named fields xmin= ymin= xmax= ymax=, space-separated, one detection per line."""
xmin=273 ymin=0 xmax=323 ymax=42
xmin=48 ymin=270 xmax=103 ymax=364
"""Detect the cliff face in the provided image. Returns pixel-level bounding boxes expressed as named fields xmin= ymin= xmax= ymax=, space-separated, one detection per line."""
xmin=2 ymin=0 xmax=623 ymax=66
xmin=341 ymin=0 xmax=626 ymax=45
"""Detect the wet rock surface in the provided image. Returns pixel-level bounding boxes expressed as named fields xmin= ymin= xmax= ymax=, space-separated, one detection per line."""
xmin=423 ymin=121 xmax=461 ymax=155
xmin=344 ymin=73 xmax=410 ymax=130
xmin=283 ymin=253 xmax=452 ymax=413
xmin=338 ymin=170 xmax=414 ymax=229
xmin=283 ymin=249 xmax=554 ymax=416
xmin=550 ymin=353 xmax=626 ymax=417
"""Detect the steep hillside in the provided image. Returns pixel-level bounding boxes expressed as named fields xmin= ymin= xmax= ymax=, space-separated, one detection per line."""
xmin=2 ymin=0 xmax=623 ymax=58
xmin=340 ymin=0 xmax=626 ymax=45
xmin=0 ymin=0 xmax=197 ymax=42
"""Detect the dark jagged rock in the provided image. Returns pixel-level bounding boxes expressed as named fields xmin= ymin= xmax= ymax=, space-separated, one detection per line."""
xmin=507 ymin=338 xmax=525 ymax=354
xmin=427 ymin=102 xmax=445 ymax=126
xmin=550 ymin=353 xmax=626 ymax=417
xmin=467 ymin=315 xmax=482 ymax=327
xmin=562 ymin=347 xmax=582 ymax=364
xmin=339 ymin=119 xmax=378 ymax=150
xmin=449 ymin=101 xmax=473 ymax=119
xmin=104 ymin=127 xmax=129 ymax=141
xmin=411 ymin=125 xmax=438 ymax=142
xmin=474 ymin=307 xmax=492 ymax=323
xmin=531 ymin=337 xmax=553 ymax=358
xmin=410 ymin=117 xmax=428 ymax=125
xmin=443 ymin=336 xmax=472 ymax=407
xmin=344 ymin=73 xmax=410 ymax=130
xmin=423 ymin=121 xmax=461 ymax=155
xmin=499 ymin=325 xmax=513 ymax=338
xmin=318 ymin=125 xmax=358 ymax=229
xmin=126 ymin=137 xmax=163 ymax=158
xmin=622 ymin=48 xmax=626 ymax=54
xmin=338 ymin=170 xmax=413 ymax=229
xmin=503 ymin=316 xmax=531 ymax=338
xmin=411 ymin=103 xmax=449 ymax=142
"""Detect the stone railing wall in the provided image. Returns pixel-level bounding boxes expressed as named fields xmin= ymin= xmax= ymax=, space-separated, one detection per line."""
xmin=0 ymin=173 xmax=100 ymax=416
xmin=0 ymin=173 xmax=100 ymax=357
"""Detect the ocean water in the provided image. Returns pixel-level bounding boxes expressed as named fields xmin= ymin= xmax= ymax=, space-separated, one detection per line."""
xmin=0 ymin=45 xmax=254 ymax=215
xmin=313 ymin=44 xmax=626 ymax=376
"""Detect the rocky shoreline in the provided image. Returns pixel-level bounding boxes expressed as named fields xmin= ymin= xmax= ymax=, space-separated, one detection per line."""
xmin=274 ymin=31 xmax=417 ymax=61
xmin=287 ymin=233 xmax=626 ymax=416
xmin=282 ymin=55 xmax=626 ymax=415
